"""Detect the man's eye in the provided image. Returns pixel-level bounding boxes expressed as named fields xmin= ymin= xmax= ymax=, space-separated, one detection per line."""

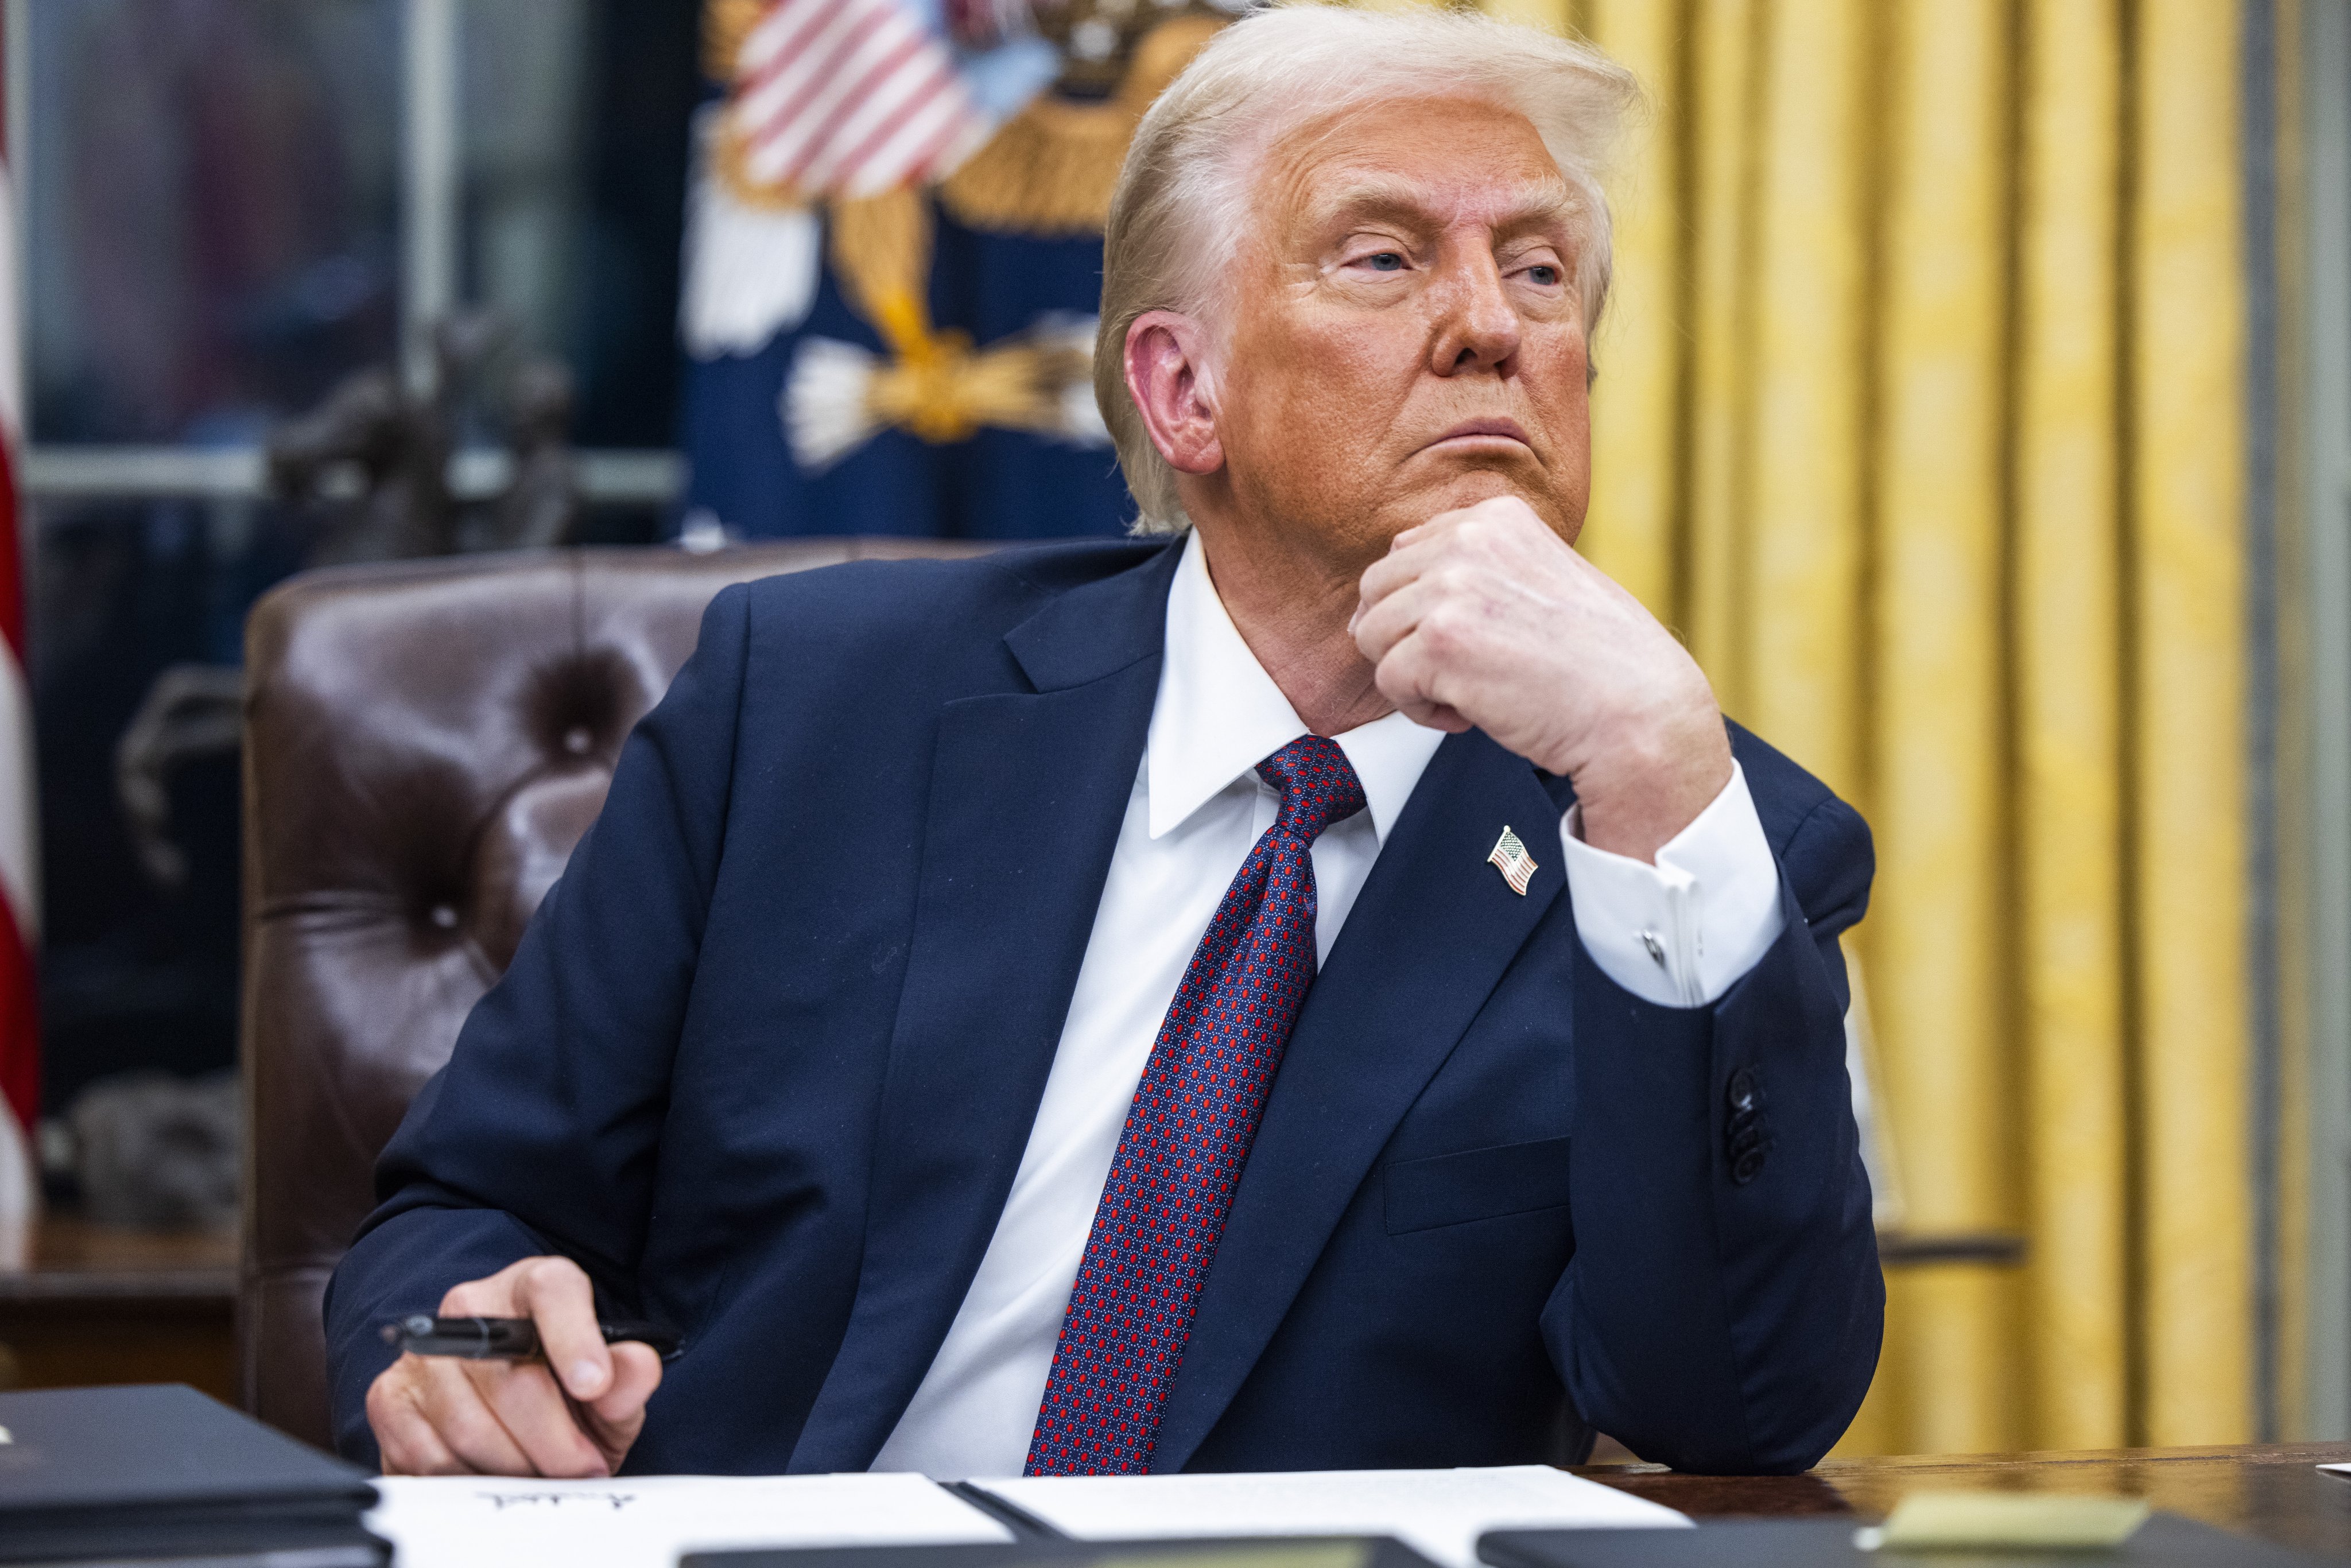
xmin=1364 ymin=251 xmax=1405 ymax=272
xmin=1527 ymin=264 xmax=1562 ymax=286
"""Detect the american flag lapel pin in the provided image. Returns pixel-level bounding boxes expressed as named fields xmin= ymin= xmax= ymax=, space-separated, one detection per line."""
xmin=1487 ymin=825 xmax=1538 ymax=896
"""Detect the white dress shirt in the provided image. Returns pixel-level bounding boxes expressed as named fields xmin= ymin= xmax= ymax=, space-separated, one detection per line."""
xmin=868 ymin=531 xmax=1784 ymax=1479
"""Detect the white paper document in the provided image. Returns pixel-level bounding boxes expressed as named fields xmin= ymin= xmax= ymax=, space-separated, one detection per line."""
xmin=366 ymin=1472 xmax=1011 ymax=1568
xmin=972 ymin=1466 xmax=1690 ymax=1568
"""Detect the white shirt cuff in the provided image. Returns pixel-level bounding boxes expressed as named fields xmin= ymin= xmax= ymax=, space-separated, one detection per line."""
xmin=1558 ymin=760 xmax=1786 ymax=1008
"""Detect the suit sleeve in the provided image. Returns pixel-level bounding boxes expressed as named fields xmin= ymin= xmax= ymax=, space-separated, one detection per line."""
xmin=320 ymin=583 xmax=754 ymax=1465
xmin=1542 ymin=790 xmax=1880 ymax=1473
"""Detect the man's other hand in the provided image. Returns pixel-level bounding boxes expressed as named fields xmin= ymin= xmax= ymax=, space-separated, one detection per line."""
xmin=364 ymin=1255 xmax=662 ymax=1476
xmin=1351 ymin=495 xmax=1733 ymax=863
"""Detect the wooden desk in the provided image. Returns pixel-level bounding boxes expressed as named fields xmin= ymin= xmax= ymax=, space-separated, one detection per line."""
xmin=1580 ymin=1444 xmax=2351 ymax=1557
xmin=0 ymin=1213 xmax=237 ymax=1401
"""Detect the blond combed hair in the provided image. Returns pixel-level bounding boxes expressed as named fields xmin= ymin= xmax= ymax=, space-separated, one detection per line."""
xmin=1096 ymin=3 xmax=1640 ymax=534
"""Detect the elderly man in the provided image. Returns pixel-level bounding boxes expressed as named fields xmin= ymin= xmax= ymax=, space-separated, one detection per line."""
xmin=329 ymin=5 xmax=1880 ymax=1480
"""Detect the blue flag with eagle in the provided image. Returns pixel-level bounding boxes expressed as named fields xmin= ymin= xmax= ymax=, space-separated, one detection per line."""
xmin=677 ymin=0 xmax=1243 ymax=541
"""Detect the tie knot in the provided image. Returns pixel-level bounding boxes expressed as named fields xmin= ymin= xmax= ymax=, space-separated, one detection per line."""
xmin=1256 ymin=735 xmax=1367 ymax=844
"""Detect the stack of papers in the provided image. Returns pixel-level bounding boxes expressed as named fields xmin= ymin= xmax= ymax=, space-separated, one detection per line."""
xmin=970 ymin=1465 xmax=1689 ymax=1568
xmin=364 ymin=1465 xmax=1688 ymax=1568
xmin=365 ymin=1473 xmax=1011 ymax=1568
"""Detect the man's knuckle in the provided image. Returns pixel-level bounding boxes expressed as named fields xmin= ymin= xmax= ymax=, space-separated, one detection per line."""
xmin=1425 ymin=604 xmax=1476 ymax=646
xmin=533 ymin=1254 xmax=588 ymax=1290
xmin=449 ymin=1267 xmax=517 ymax=1311
xmin=517 ymin=1257 xmax=584 ymax=1312
xmin=406 ymin=1441 xmax=463 ymax=1477
xmin=386 ymin=1418 xmax=438 ymax=1473
xmin=442 ymin=1406 xmax=508 ymax=1457
xmin=550 ymin=1438 xmax=605 ymax=1477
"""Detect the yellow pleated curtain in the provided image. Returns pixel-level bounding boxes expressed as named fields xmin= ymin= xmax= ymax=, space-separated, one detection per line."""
xmin=1461 ymin=0 xmax=2262 ymax=1454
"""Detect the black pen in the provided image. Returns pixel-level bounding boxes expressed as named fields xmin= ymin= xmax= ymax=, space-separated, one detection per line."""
xmin=380 ymin=1313 xmax=682 ymax=1361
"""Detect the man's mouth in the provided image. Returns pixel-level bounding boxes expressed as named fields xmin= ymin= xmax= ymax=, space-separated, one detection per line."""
xmin=1424 ymin=418 xmax=1533 ymax=451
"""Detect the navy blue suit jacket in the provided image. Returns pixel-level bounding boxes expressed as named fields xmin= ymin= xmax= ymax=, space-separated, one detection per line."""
xmin=325 ymin=538 xmax=1883 ymax=1476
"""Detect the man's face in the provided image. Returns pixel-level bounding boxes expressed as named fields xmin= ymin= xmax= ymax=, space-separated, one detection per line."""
xmin=1206 ymin=95 xmax=1592 ymax=570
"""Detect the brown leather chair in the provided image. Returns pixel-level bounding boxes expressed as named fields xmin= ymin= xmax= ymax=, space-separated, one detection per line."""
xmin=239 ymin=540 xmax=1001 ymax=1448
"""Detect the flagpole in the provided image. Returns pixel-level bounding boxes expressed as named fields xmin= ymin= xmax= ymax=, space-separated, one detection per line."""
xmin=0 ymin=0 xmax=35 ymax=1256
xmin=402 ymin=0 xmax=460 ymax=399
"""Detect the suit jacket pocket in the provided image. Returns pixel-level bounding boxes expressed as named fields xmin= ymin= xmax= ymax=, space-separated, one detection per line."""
xmin=1383 ymin=1135 xmax=1573 ymax=1235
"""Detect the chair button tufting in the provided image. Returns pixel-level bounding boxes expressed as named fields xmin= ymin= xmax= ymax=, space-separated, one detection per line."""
xmin=562 ymin=725 xmax=593 ymax=756
xmin=428 ymin=904 xmax=460 ymax=931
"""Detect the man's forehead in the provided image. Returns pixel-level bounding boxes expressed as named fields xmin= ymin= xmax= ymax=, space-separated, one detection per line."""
xmin=1299 ymin=170 xmax=1576 ymax=234
xmin=1264 ymin=98 xmax=1572 ymax=233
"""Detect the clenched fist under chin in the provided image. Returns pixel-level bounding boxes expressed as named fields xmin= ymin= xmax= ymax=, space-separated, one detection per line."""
xmin=1351 ymin=495 xmax=1732 ymax=865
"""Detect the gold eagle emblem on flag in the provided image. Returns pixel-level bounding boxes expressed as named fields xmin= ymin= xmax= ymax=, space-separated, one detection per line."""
xmin=697 ymin=0 xmax=1231 ymax=469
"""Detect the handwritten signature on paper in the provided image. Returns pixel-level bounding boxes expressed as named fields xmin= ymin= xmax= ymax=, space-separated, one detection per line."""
xmin=476 ymin=1492 xmax=641 ymax=1512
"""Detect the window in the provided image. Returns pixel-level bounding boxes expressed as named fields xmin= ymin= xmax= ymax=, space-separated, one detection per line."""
xmin=13 ymin=0 xmax=700 ymax=1128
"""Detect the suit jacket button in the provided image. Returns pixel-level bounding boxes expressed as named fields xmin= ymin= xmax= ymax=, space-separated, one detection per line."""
xmin=1727 ymin=1066 xmax=1760 ymax=1115
xmin=1732 ymin=1148 xmax=1766 ymax=1185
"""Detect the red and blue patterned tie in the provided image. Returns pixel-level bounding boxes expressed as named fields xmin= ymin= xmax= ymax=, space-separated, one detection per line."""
xmin=1023 ymin=735 xmax=1368 ymax=1475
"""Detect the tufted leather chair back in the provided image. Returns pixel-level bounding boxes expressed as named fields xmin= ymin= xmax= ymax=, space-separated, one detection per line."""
xmin=239 ymin=540 xmax=1002 ymax=1446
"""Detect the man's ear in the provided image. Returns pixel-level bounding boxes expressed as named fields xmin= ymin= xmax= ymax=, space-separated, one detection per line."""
xmin=1124 ymin=311 xmax=1223 ymax=475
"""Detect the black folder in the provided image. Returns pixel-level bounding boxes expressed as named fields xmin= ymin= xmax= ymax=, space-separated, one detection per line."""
xmin=1480 ymin=1515 xmax=2334 ymax=1568
xmin=0 ymin=1383 xmax=386 ymax=1566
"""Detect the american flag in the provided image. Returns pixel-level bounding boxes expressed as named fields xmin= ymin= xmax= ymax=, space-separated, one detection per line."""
xmin=0 ymin=38 xmax=36 ymax=1231
xmin=724 ymin=0 xmax=989 ymax=199
xmin=1488 ymin=825 xmax=1537 ymax=898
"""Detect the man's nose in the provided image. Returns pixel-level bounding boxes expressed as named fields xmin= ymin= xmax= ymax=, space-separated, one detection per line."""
xmin=1429 ymin=251 xmax=1522 ymax=375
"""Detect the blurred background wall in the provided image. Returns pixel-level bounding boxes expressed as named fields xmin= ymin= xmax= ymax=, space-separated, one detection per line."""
xmin=2 ymin=0 xmax=2340 ymax=1462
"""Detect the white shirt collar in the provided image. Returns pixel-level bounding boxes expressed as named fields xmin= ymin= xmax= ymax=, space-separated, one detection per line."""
xmin=1147 ymin=530 xmax=1444 ymax=843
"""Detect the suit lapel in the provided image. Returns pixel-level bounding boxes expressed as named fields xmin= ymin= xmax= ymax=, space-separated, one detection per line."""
xmin=1149 ymin=729 xmax=1570 ymax=1471
xmin=788 ymin=542 xmax=1181 ymax=1472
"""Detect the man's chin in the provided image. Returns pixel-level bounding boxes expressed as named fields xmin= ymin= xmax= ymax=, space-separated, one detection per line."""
xmin=1399 ymin=470 xmax=1573 ymax=535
